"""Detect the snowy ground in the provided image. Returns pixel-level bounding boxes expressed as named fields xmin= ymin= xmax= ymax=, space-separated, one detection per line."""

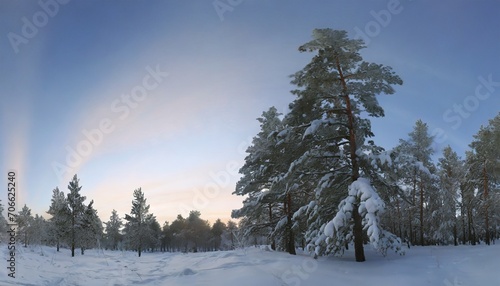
xmin=0 ymin=243 xmax=498 ymax=285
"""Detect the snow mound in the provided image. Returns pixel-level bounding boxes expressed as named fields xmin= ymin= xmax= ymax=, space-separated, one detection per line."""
xmin=218 ymin=252 xmax=239 ymax=258
xmin=259 ymin=245 xmax=273 ymax=251
xmin=179 ymin=268 xmax=197 ymax=276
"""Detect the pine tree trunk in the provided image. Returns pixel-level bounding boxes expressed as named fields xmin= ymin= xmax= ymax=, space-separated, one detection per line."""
xmin=410 ymin=174 xmax=417 ymax=245
xmin=408 ymin=209 xmax=413 ymax=246
xmin=138 ymin=233 xmax=142 ymax=257
xmin=288 ymin=229 xmax=296 ymax=255
xmin=461 ymin=186 xmax=466 ymax=245
xmin=453 ymin=223 xmax=458 ymax=246
xmin=336 ymin=57 xmax=365 ymax=262
xmin=71 ymin=210 xmax=75 ymax=257
xmin=419 ymin=180 xmax=424 ymax=246
xmin=483 ymin=165 xmax=490 ymax=245
xmin=269 ymin=204 xmax=276 ymax=250
xmin=138 ymin=218 xmax=142 ymax=257
xmin=468 ymin=210 xmax=476 ymax=245
xmin=467 ymin=208 xmax=473 ymax=245
xmin=71 ymin=229 xmax=75 ymax=257
xmin=396 ymin=199 xmax=402 ymax=238
xmin=462 ymin=214 xmax=466 ymax=245
xmin=353 ymin=205 xmax=364 ymax=261
xmin=286 ymin=193 xmax=296 ymax=255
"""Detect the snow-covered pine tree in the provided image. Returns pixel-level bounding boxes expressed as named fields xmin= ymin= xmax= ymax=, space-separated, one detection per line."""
xmin=145 ymin=216 xmax=161 ymax=252
xmin=356 ymin=145 xmax=405 ymax=244
xmin=232 ymin=107 xmax=285 ymax=250
xmin=78 ymin=200 xmax=103 ymax=255
xmin=435 ymin=146 xmax=464 ymax=245
xmin=381 ymin=140 xmax=420 ymax=245
xmin=16 ymin=204 xmax=34 ymax=247
xmin=233 ymin=105 xmax=315 ymax=254
xmin=211 ymin=219 xmax=227 ymax=251
xmin=281 ymin=90 xmax=347 ymax=256
xmin=124 ymin=188 xmax=152 ymax=257
xmin=469 ymin=112 xmax=500 ymax=245
xmin=185 ymin=210 xmax=211 ymax=252
xmin=105 ymin=209 xmax=123 ymax=250
xmin=268 ymin=113 xmax=316 ymax=255
xmin=223 ymin=220 xmax=238 ymax=250
xmin=457 ymin=164 xmax=471 ymax=245
xmin=29 ymin=214 xmax=49 ymax=246
xmin=169 ymin=214 xmax=187 ymax=252
xmin=290 ymin=29 xmax=403 ymax=261
xmin=67 ymin=174 xmax=86 ymax=257
xmin=393 ymin=120 xmax=437 ymax=246
xmin=463 ymin=151 xmax=482 ymax=245
xmin=276 ymin=64 xmax=336 ymax=255
xmin=47 ymin=187 xmax=70 ymax=251
xmin=160 ymin=221 xmax=171 ymax=252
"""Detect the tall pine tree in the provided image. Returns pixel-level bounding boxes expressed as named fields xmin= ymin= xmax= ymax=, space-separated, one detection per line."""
xmin=469 ymin=113 xmax=500 ymax=245
xmin=105 ymin=209 xmax=123 ymax=250
xmin=233 ymin=107 xmax=286 ymax=251
xmin=124 ymin=188 xmax=152 ymax=257
xmin=291 ymin=29 xmax=403 ymax=261
xmin=67 ymin=174 xmax=86 ymax=257
xmin=16 ymin=204 xmax=33 ymax=247
xmin=78 ymin=200 xmax=103 ymax=255
xmin=396 ymin=120 xmax=437 ymax=246
xmin=47 ymin=187 xmax=70 ymax=251
xmin=436 ymin=146 xmax=464 ymax=245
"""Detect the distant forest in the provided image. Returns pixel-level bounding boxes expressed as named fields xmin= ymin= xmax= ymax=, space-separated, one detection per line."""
xmin=1 ymin=180 xmax=239 ymax=258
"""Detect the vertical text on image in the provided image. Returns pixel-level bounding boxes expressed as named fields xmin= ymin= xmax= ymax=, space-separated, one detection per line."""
xmin=6 ymin=170 xmax=18 ymax=279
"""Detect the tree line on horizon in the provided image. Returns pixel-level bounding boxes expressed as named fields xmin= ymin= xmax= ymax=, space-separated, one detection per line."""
xmin=231 ymin=28 xmax=500 ymax=262
xmin=0 ymin=175 xmax=239 ymax=257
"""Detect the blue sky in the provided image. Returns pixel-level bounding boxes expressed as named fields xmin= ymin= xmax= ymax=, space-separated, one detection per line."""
xmin=1 ymin=0 xmax=499 ymax=224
